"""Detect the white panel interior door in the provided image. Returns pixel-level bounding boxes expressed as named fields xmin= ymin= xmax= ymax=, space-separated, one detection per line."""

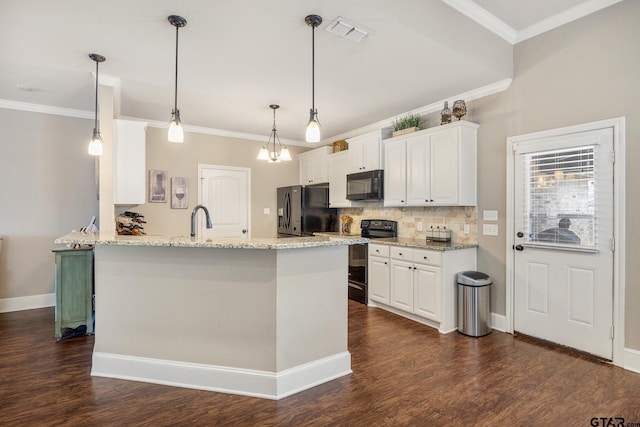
xmin=199 ymin=165 xmax=250 ymax=238
xmin=513 ymin=128 xmax=614 ymax=359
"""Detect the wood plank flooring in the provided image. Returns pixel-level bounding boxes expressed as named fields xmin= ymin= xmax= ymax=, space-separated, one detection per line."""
xmin=1 ymin=301 xmax=639 ymax=426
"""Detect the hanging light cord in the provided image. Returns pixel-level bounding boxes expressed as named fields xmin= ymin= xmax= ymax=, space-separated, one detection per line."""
xmin=173 ymin=24 xmax=179 ymax=114
xmin=311 ymin=22 xmax=315 ymax=114
xmin=94 ymin=59 xmax=99 ymax=130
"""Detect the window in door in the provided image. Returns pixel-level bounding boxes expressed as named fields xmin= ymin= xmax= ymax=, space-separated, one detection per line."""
xmin=522 ymin=145 xmax=597 ymax=250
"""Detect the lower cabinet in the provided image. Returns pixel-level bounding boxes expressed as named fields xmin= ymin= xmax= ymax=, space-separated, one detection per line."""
xmin=368 ymin=244 xmax=391 ymax=304
xmin=53 ymin=247 xmax=94 ymax=340
xmin=368 ymin=243 xmax=476 ymax=333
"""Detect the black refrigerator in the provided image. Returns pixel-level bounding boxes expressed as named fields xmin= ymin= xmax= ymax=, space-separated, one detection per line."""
xmin=277 ymin=184 xmax=338 ymax=237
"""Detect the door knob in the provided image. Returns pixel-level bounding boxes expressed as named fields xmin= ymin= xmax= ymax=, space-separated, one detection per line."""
xmin=514 ymin=244 xmax=524 ymax=251
xmin=517 ymin=231 xmax=524 ymax=238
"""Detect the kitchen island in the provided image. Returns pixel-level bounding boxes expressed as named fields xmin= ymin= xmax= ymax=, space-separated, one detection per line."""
xmin=55 ymin=232 xmax=369 ymax=400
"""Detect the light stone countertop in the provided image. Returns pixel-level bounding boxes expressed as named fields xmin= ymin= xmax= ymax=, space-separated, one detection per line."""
xmin=54 ymin=231 xmax=370 ymax=250
xmin=313 ymin=232 xmax=477 ymax=251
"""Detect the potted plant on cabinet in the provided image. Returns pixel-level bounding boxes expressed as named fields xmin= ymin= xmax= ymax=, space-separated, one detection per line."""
xmin=392 ymin=113 xmax=422 ymax=137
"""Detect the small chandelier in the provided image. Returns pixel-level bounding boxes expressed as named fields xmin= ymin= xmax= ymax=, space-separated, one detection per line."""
xmin=168 ymin=15 xmax=187 ymax=143
xmin=88 ymin=53 xmax=106 ymax=156
xmin=305 ymin=14 xmax=322 ymax=143
xmin=257 ymin=105 xmax=291 ymax=163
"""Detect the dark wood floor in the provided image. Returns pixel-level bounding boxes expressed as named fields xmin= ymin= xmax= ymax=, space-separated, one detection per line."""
xmin=1 ymin=302 xmax=639 ymax=427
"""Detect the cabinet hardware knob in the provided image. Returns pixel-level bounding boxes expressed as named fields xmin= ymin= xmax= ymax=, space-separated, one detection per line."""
xmin=414 ymin=266 xmax=417 ymax=270
xmin=423 ymin=256 xmax=427 ymax=260
xmin=384 ymin=262 xmax=387 ymax=265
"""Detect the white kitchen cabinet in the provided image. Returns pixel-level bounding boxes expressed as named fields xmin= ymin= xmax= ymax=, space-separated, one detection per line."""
xmin=368 ymin=243 xmax=390 ymax=305
xmin=328 ymin=151 xmax=364 ymax=208
xmin=368 ymin=242 xmax=476 ymax=333
xmin=299 ymin=146 xmax=331 ymax=185
xmin=113 ymin=119 xmax=148 ymax=205
xmin=383 ymin=139 xmax=407 ymax=206
xmin=383 ymin=121 xmax=478 ymax=207
xmin=346 ymin=131 xmax=384 ymax=173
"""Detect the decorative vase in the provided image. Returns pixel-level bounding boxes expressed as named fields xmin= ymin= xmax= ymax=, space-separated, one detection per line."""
xmin=452 ymin=100 xmax=467 ymax=120
xmin=341 ymin=222 xmax=352 ymax=234
xmin=440 ymin=101 xmax=451 ymax=125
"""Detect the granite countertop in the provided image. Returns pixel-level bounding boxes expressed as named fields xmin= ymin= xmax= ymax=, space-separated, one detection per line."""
xmin=55 ymin=231 xmax=370 ymax=250
xmin=367 ymin=237 xmax=477 ymax=251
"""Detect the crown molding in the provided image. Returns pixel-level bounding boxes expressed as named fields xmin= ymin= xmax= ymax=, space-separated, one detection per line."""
xmin=324 ymin=77 xmax=513 ymax=143
xmin=0 ymin=99 xmax=93 ymax=120
xmin=442 ymin=0 xmax=517 ymax=44
xmin=444 ymin=0 xmax=623 ymax=45
xmin=515 ymin=0 xmax=624 ymax=43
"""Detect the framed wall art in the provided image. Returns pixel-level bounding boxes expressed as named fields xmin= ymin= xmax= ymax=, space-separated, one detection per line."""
xmin=149 ymin=170 xmax=167 ymax=203
xmin=171 ymin=177 xmax=188 ymax=209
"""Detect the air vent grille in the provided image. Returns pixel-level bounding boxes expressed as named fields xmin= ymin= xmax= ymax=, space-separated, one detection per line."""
xmin=325 ymin=17 xmax=370 ymax=43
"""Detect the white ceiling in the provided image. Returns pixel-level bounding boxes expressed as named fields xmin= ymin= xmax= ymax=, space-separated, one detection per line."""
xmin=0 ymin=0 xmax=622 ymax=144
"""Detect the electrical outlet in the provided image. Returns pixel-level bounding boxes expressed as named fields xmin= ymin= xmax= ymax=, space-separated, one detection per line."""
xmin=417 ymin=222 xmax=423 ymax=231
xmin=263 ymin=207 xmax=271 ymax=215
xmin=464 ymin=224 xmax=470 ymax=234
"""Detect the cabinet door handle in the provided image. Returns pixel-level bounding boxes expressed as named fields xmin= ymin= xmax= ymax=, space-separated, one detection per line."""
xmin=408 ymin=266 xmax=412 ymax=269
xmin=399 ymin=252 xmax=402 ymax=256
xmin=423 ymin=256 xmax=428 ymax=260
xmin=413 ymin=266 xmax=417 ymax=270
xmin=384 ymin=262 xmax=388 ymax=265
xmin=401 ymin=200 xmax=405 ymax=203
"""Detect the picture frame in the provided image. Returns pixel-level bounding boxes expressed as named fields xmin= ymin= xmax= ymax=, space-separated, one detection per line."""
xmin=171 ymin=177 xmax=188 ymax=209
xmin=149 ymin=170 xmax=167 ymax=203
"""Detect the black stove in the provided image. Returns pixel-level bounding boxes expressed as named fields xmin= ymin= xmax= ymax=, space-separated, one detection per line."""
xmin=348 ymin=219 xmax=398 ymax=304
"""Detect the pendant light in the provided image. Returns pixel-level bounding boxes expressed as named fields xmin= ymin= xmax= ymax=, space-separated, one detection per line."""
xmin=168 ymin=15 xmax=187 ymax=143
xmin=305 ymin=14 xmax=322 ymax=143
xmin=88 ymin=53 xmax=106 ymax=156
xmin=257 ymin=105 xmax=291 ymax=163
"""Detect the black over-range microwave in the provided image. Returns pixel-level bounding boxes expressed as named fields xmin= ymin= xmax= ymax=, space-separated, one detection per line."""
xmin=346 ymin=169 xmax=384 ymax=201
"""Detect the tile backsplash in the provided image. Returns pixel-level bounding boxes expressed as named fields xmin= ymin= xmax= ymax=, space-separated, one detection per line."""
xmin=340 ymin=205 xmax=477 ymax=244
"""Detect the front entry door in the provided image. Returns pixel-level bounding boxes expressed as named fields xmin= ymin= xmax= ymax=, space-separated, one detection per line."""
xmin=199 ymin=165 xmax=250 ymax=238
xmin=512 ymin=128 xmax=614 ymax=360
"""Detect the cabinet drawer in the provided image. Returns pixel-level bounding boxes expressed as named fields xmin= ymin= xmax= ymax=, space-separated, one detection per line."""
xmin=369 ymin=243 xmax=389 ymax=258
xmin=390 ymin=246 xmax=413 ymax=261
xmin=413 ymin=249 xmax=442 ymax=266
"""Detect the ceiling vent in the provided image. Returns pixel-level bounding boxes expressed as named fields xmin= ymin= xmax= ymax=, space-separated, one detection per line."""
xmin=325 ymin=17 xmax=370 ymax=43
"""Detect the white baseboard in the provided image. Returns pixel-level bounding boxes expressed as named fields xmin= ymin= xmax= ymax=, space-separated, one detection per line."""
xmin=0 ymin=293 xmax=54 ymax=313
xmin=624 ymin=348 xmax=640 ymax=374
xmin=91 ymin=351 xmax=352 ymax=400
xmin=490 ymin=312 xmax=508 ymax=332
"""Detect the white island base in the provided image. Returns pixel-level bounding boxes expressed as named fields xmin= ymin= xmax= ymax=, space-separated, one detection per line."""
xmin=91 ymin=243 xmax=351 ymax=400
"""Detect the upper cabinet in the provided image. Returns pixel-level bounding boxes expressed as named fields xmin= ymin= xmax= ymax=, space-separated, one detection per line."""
xmin=346 ymin=131 xmax=385 ymax=174
xmin=327 ymin=151 xmax=364 ymax=208
xmin=299 ymin=146 xmax=331 ymax=185
xmin=383 ymin=121 xmax=478 ymax=207
xmin=113 ymin=119 xmax=147 ymax=205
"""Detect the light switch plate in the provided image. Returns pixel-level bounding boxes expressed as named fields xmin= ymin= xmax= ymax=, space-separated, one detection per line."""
xmin=263 ymin=207 xmax=271 ymax=215
xmin=464 ymin=224 xmax=470 ymax=234
xmin=483 ymin=224 xmax=499 ymax=236
xmin=417 ymin=222 xmax=423 ymax=231
xmin=483 ymin=210 xmax=498 ymax=221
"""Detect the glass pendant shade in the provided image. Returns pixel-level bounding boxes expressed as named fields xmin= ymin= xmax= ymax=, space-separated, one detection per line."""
xmin=256 ymin=147 xmax=270 ymax=160
xmin=279 ymin=147 xmax=292 ymax=161
xmin=88 ymin=129 xmax=103 ymax=156
xmin=305 ymin=110 xmax=321 ymax=143
xmin=168 ymin=109 xmax=184 ymax=143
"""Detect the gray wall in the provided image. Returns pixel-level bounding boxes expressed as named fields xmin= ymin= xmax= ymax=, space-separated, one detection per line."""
xmin=131 ymin=127 xmax=305 ymax=238
xmin=0 ymin=109 xmax=98 ymax=299
xmin=472 ymin=0 xmax=639 ymax=349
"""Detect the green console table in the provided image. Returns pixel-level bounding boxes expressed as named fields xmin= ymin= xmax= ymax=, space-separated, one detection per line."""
xmin=53 ymin=247 xmax=94 ymax=340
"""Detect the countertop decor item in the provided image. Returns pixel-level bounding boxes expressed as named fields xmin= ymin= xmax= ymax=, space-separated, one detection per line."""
xmin=257 ymin=104 xmax=291 ymax=163
xmin=167 ymin=15 xmax=187 ymax=143
xmin=115 ymin=211 xmax=146 ymax=235
xmin=305 ymin=14 xmax=322 ymax=143
xmin=392 ymin=113 xmax=422 ymax=137
xmin=87 ymin=53 xmax=106 ymax=156
xmin=340 ymin=215 xmax=353 ymax=233
xmin=440 ymin=101 xmax=452 ymax=125
xmin=332 ymin=140 xmax=348 ymax=152
xmin=452 ymin=100 xmax=467 ymax=120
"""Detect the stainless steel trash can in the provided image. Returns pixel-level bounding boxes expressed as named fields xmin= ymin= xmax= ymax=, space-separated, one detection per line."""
xmin=457 ymin=271 xmax=492 ymax=337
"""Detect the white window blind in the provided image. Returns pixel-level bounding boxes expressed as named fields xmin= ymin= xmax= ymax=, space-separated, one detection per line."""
xmin=522 ymin=145 xmax=597 ymax=250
